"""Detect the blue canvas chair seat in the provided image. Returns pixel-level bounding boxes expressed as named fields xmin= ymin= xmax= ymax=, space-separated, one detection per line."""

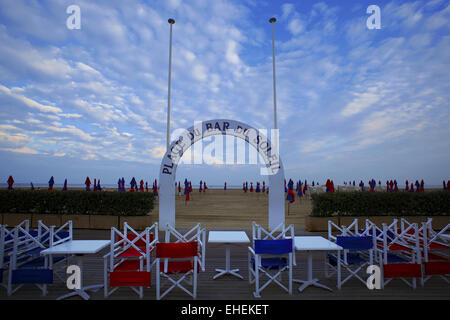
xmin=248 ymin=238 xmax=293 ymax=298
xmin=251 ymin=257 xmax=287 ymax=269
xmin=326 ymin=236 xmax=375 ymax=287
xmin=328 ymin=253 xmax=366 ymax=266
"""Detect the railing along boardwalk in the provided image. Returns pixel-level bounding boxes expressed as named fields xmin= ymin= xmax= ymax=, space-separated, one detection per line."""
xmin=1 ymin=229 xmax=448 ymax=300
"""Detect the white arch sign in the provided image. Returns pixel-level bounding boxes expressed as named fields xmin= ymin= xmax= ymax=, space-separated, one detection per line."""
xmin=158 ymin=119 xmax=285 ymax=230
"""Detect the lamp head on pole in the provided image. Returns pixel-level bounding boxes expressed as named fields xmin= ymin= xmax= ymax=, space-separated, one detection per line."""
xmin=269 ymin=17 xmax=276 ymax=23
xmin=168 ymin=18 xmax=175 ymax=24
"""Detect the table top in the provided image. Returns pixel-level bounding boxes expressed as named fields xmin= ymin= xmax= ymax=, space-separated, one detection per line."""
xmin=294 ymin=236 xmax=342 ymax=251
xmin=208 ymin=231 xmax=250 ymax=244
xmin=41 ymin=240 xmax=111 ymax=255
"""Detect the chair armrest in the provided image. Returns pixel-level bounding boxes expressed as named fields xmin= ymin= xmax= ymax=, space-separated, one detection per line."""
xmin=248 ymin=246 xmax=255 ymax=256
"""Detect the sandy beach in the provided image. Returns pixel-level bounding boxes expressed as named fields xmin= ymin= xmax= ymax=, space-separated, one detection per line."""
xmin=152 ymin=189 xmax=311 ymax=230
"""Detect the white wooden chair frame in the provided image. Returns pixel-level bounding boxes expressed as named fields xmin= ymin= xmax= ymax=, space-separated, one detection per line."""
xmin=252 ymin=222 xmax=296 ymax=266
xmin=421 ymin=222 xmax=450 ymax=286
xmin=380 ymin=223 xmax=421 ymax=289
xmin=248 ymin=242 xmax=293 ymax=298
xmin=7 ymin=220 xmax=70 ymax=296
xmin=164 ymin=223 xmax=206 ymax=272
xmin=155 ymin=246 xmax=198 ymax=300
xmin=103 ymin=222 xmax=158 ymax=299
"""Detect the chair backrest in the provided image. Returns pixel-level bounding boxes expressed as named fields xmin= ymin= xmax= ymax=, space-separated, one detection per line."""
xmin=336 ymin=236 xmax=373 ymax=251
xmin=254 ymin=239 xmax=293 ymax=255
xmin=156 ymin=241 xmax=198 ymax=259
xmin=252 ymin=222 xmax=294 ymax=242
xmin=164 ymin=223 xmax=206 ymax=271
xmin=328 ymin=219 xmax=359 ymax=242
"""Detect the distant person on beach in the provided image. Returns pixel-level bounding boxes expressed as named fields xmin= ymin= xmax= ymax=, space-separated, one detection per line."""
xmin=7 ymin=175 xmax=14 ymax=190
xmin=48 ymin=176 xmax=54 ymax=190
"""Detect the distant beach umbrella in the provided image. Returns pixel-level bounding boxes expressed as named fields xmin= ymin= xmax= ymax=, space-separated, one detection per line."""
xmin=189 ymin=181 xmax=193 ymax=192
xmin=420 ymin=180 xmax=424 ymax=192
xmin=97 ymin=179 xmax=102 ymax=191
xmin=262 ymin=181 xmax=266 ymax=193
xmin=359 ymin=180 xmax=364 ymax=191
xmin=286 ymin=179 xmax=295 ymax=203
xmin=94 ymin=178 xmax=97 ymax=191
xmin=415 ymin=180 xmax=420 ymax=193
xmin=330 ymin=180 xmax=335 ymax=193
xmin=297 ymin=180 xmax=303 ymax=197
xmin=386 ymin=180 xmax=389 ymax=192
xmin=203 ymin=181 xmax=207 ymax=192
xmin=410 ymin=183 xmax=414 ymax=192
xmin=256 ymin=182 xmax=261 ymax=193
xmin=447 ymin=180 xmax=450 ymax=190
xmin=389 ymin=180 xmax=394 ymax=192
xmin=405 ymin=180 xmax=409 ymax=191
xmin=139 ymin=179 xmax=144 ymax=192
xmin=224 ymin=182 xmax=227 ymax=190
xmin=118 ymin=178 xmax=122 ymax=191
xmin=284 ymin=179 xmax=287 ymax=193
xmin=145 ymin=181 xmax=148 ymax=192
xmin=312 ymin=181 xmax=315 ymax=187
xmin=393 ymin=180 xmax=398 ymax=192
xmin=250 ymin=182 xmax=254 ymax=192
xmin=443 ymin=180 xmax=446 ymax=190
xmin=369 ymin=179 xmax=376 ymax=192
xmin=63 ymin=178 xmax=68 ymax=191
xmin=326 ymin=179 xmax=331 ymax=192
xmin=85 ymin=176 xmax=91 ymax=191
xmin=178 ymin=181 xmax=181 ymax=194
xmin=303 ymin=180 xmax=308 ymax=195
xmin=199 ymin=180 xmax=203 ymax=192
xmin=48 ymin=176 xmax=55 ymax=191
xmin=7 ymin=175 xmax=14 ymax=190
xmin=243 ymin=182 xmax=246 ymax=192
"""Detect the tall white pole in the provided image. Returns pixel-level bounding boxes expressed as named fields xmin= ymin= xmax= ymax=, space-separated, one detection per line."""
xmin=167 ymin=18 xmax=175 ymax=149
xmin=269 ymin=17 xmax=277 ymax=130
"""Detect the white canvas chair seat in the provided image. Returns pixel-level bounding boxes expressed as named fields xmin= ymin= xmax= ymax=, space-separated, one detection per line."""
xmin=103 ymin=222 xmax=158 ymax=299
xmin=248 ymin=238 xmax=293 ymax=298
xmin=164 ymin=223 xmax=206 ymax=272
xmin=155 ymin=241 xmax=199 ymax=300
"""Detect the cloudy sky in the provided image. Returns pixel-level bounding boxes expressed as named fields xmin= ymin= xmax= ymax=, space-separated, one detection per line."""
xmin=0 ymin=0 xmax=449 ymax=187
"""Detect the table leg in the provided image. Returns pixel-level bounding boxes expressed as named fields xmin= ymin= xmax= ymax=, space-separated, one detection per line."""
xmin=294 ymin=251 xmax=333 ymax=292
xmin=56 ymin=254 xmax=103 ymax=300
xmin=213 ymin=245 xmax=243 ymax=280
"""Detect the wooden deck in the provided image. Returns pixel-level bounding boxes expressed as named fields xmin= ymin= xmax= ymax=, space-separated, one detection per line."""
xmin=1 ymin=228 xmax=449 ymax=300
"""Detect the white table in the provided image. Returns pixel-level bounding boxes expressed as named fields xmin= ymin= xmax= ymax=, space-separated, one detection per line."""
xmin=293 ymin=236 xmax=342 ymax=292
xmin=208 ymin=231 xmax=250 ymax=280
xmin=41 ymin=240 xmax=110 ymax=300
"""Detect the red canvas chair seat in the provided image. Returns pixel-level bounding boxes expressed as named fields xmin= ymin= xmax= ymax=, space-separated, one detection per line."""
xmin=104 ymin=223 xmax=158 ymax=299
xmin=159 ymin=260 xmax=200 ymax=274
xmin=383 ymin=263 xmax=422 ymax=278
xmin=110 ymin=271 xmax=151 ymax=287
xmin=424 ymin=261 xmax=450 ymax=275
xmin=156 ymin=241 xmax=199 ymax=300
xmin=114 ymin=259 xmax=146 ymax=271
